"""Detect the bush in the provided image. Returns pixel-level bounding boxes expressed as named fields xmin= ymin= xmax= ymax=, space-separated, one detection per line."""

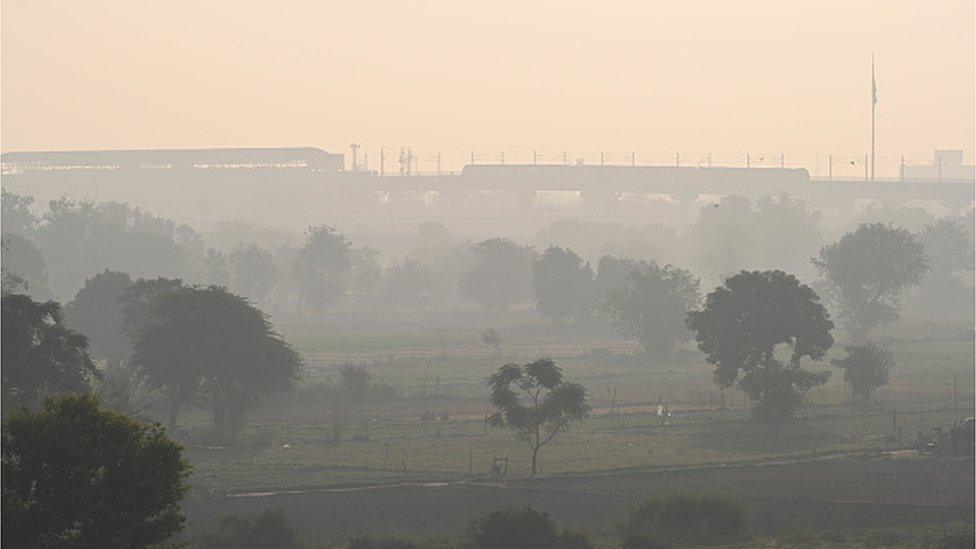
xmin=199 ymin=510 xmax=302 ymax=549
xmin=466 ymin=507 xmax=592 ymax=549
xmin=348 ymin=538 xmax=423 ymax=549
xmin=622 ymin=494 xmax=747 ymax=548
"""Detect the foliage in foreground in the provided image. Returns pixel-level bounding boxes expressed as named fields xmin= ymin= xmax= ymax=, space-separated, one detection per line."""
xmin=199 ymin=509 xmax=302 ymax=549
xmin=622 ymin=494 xmax=748 ymax=548
xmin=466 ymin=507 xmax=592 ymax=549
xmin=1 ymin=394 xmax=190 ymax=547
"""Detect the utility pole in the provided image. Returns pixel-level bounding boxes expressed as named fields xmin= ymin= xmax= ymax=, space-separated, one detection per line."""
xmin=864 ymin=155 xmax=869 ymax=180
xmin=562 ymin=151 xmax=568 ymax=165
xmin=900 ymin=155 xmax=905 ymax=182
xmin=437 ymin=152 xmax=442 ymax=175
xmin=828 ymin=154 xmax=832 ymax=180
xmin=675 ymin=153 xmax=681 ymax=167
xmin=780 ymin=153 xmax=785 ymax=168
xmin=380 ymin=147 xmax=385 ymax=176
xmin=631 ymin=151 xmax=636 ymax=166
xmin=470 ymin=150 xmax=475 ymax=165
xmin=600 ymin=151 xmax=605 ymax=166
xmin=499 ymin=150 xmax=505 ymax=165
xmin=707 ymin=153 xmax=712 ymax=168
xmin=746 ymin=153 xmax=751 ymax=168
xmin=533 ymin=150 xmax=538 ymax=165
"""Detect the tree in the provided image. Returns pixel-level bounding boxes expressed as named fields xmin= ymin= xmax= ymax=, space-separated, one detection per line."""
xmin=467 ymin=507 xmax=592 ymax=549
xmin=37 ymin=198 xmax=192 ymax=300
xmin=831 ymin=343 xmax=893 ymax=403
xmin=64 ymin=269 xmax=134 ymax=367
xmin=294 ymin=225 xmax=352 ymax=313
xmin=204 ymin=247 xmax=230 ymax=286
xmin=603 ymin=262 xmax=700 ymax=355
xmin=1 ymin=232 xmax=52 ymax=299
xmin=2 ymin=394 xmax=189 ymax=547
xmin=229 ymin=242 xmax=279 ymax=306
xmin=482 ymin=328 xmax=503 ymax=356
xmin=912 ymin=218 xmax=975 ymax=311
xmin=486 ymin=359 xmax=588 ymax=476
xmin=686 ymin=271 xmax=834 ymax=420
xmin=131 ymin=286 xmax=302 ymax=438
xmin=595 ymin=255 xmax=645 ymax=298
xmin=379 ymin=260 xmax=438 ymax=309
xmin=622 ymin=494 xmax=747 ymax=548
xmin=348 ymin=246 xmax=383 ymax=296
xmin=1 ymin=189 xmax=37 ymax=237
xmin=199 ymin=510 xmax=301 ymax=549
xmin=340 ymin=364 xmax=372 ymax=406
xmin=461 ymin=238 xmax=535 ymax=311
xmin=532 ymin=246 xmax=599 ymax=322
xmin=814 ymin=223 xmax=928 ymax=342
xmin=2 ymin=294 xmax=97 ymax=413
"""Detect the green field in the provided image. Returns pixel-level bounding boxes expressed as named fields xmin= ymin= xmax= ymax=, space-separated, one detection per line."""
xmin=170 ymin=311 xmax=975 ymax=494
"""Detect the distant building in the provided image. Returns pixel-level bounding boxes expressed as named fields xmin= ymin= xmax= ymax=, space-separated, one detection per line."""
xmin=902 ymin=150 xmax=975 ymax=182
xmin=1 ymin=147 xmax=344 ymax=175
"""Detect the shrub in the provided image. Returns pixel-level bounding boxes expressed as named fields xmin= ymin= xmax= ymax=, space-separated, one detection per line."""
xmin=348 ymin=538 xmax=423 ymax=549
xmin=466 ymin=507 xmax=592 ymax=549
xmin=199 ymin=510 xmax=302 ymax=549
xmin=622 ymin=494 xmax=747 ymax=548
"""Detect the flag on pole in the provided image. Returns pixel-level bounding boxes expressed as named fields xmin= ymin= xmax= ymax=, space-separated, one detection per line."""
xmin=872 ymin=56 xmax=878 ymax=105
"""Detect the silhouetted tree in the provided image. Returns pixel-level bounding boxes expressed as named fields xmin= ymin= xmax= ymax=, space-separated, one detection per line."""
xmin=0 ymin=189 xmax=37 ymax=237
xmin=913 ymin=218 xmax=975 ymax=310
xmin=380 ymin=260 xmax=438 ymax=308
xmin=831 ymin=342 xmax=893 ymax=403
xmin=532 ymin=246 xmax=599 ymax=322
xmin=461 ymin=238 xmax=535 ymax=311
xmin=1 ymin=232 xmax=52 ymax=299
xmin=595 ymin=255 xmax=645 ymax=298
xmin=487 ymin=359 xmax=588 ymax=476
xmin=294 ymin=225 xmax=352 ymax=313
xmin=349 ymin=246 xmax=383 ymax=296
xmin=204 ymin=247 xmax=230 ymax=286
xmin=2 ymin=394 xmax=189 ymax=547
xmin=468 ymin=507 xmax=592 ymax=549
xmin=814 ymin=223 xmax=928 ymax=342
xmin=622 ymin=494 xmax=747 ymax=548
xmin=229 ymin=242 xmax=279 ymax=306
xmin=340 ymin=364 xmax=372 ymax=406
xmin=131 ymin=286 xmax=302 ymax=438
xmin=64 ymin=269 xmax=134 ymax=367
xmin=687 ymin=271 xmax=833 ymax=420
xmin=37 ymin=198 xmax=192 ymax=299
xmin=199 ymin=510 xmax=301 ymax=549
xmin=603 ymin=262 xmax=700 ymax=355
xmin=2 ymin=294 xmax=97 ymax=413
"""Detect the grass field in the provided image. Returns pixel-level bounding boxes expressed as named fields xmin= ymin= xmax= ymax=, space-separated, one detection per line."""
xmin=169 ymin=310 xmax=975 ymax=494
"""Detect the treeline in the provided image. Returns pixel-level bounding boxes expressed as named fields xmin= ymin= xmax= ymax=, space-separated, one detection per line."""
xmin=2 ymin=190 xmax=973 ymax=331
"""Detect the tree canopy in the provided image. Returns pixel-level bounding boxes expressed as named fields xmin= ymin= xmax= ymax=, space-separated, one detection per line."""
xmin=487 ymin=359 xmax=588 ymax=475
xmin=461 ymin=238 xmax=535 ymax=311
xmin=532 ymin=246 xmax=599 ymax=322
xmin=64 ymin=269 xmax=134 ymax=367
xmin=831 ymin=342 xmax=893 ymax=403
xmin=229 ymin=242 xmax=279 ymax=306
xmin=814 ymin=222 xmax=928 ymax=342
xmin=687 ymin=270 xmax=834 ymax=420
xmin=2 ymin=394 xmax=189 ymax=547
xmin=603 ymin=261 xmax=700 ymax=355
xmin=2 ymin=293 xmax=97 ymax=413
xmin=294 ymin=225 xmax=352 ymax=313
xmin=131 ymin=285 xmax=302 ymax=439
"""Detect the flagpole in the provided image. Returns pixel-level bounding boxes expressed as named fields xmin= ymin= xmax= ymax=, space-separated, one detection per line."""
xmin=870 ymin=54 xmax=876 ymax=182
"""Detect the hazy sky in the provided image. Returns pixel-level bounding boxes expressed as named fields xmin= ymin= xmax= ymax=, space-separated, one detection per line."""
xmin=2 ymin=0 xmax=974 ymax=167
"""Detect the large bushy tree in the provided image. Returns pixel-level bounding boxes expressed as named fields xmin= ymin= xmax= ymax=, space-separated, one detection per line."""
xmin=814 ymin=223 xmax=928 ymax=342
xmin=1 ymin=294 xmax=97 ymax=413
xmin=294 ymin=225 xmax=352 ymax=313
xmin=64 ymin=269 xmax=134 ymax=367
xmin=229 ymin=242 xmax=279 ymax=306
xmin=131 ymin=286 xmax=301 ymax=439
xmin=687 ymin=270 xmax=834 ymax=420
xmin=913 ymin=218 xmax=975 ymax=310
xmin=1 ymin=232 xmax=52 ymax=299
xmin=532 ymin=246 xmax=599 ymax=322
xmin=831 ymin=342 xmax=893 ymax=403
xmin=2 ymin=394 xmax=189 ymax=547
xmin=461 ymin=238 xmax=535 ymax=311
xmin=603 ymin=262 xmax=700 ymax=355
xmin=487 ymin=359 xmax=588 ymax=476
